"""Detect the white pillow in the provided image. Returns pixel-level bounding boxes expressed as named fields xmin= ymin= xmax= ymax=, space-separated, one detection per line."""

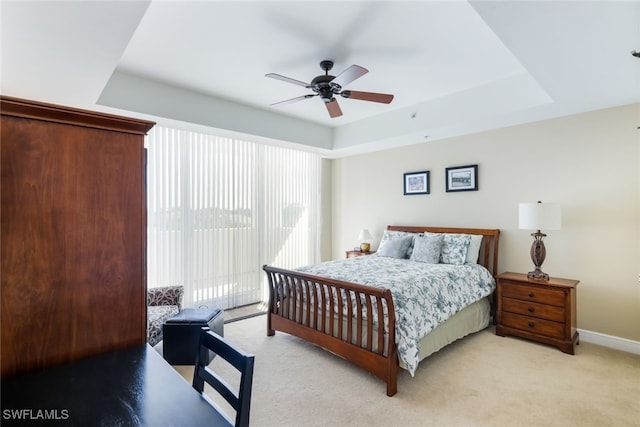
xmin=410 ymin=233 xmax=442 ymax=263
xmin=465 ymin=235 xmax=483 ymax=264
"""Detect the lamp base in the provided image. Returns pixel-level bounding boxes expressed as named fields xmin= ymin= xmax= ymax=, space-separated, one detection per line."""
xmin=360 ymin=243 xmax=370 ymax=252
xmin=527 ymin=268 xmax=550 ymax=281
xmin=528 ymin=231 xmax=550 ymax=281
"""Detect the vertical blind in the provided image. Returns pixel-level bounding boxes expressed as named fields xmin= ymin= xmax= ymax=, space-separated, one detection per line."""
xmin=146 ymin=126 xmax=321 ymax=309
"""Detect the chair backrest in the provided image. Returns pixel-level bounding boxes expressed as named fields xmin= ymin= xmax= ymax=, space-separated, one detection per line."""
xmin=192 ymin=327 xmax=255 ymax=427
xmin=147 ymin=285 xmax=184 ymax=310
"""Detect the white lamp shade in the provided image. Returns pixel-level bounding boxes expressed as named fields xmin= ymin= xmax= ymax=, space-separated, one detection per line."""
xmin=357 ymin=229 xmax=373 ymax=242
xmin=519 ymin=202 xmax=561 ymax=231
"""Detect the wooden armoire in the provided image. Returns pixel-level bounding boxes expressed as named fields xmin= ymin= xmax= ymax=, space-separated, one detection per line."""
xmin=1 ymin=96 xmax=155 ymax=378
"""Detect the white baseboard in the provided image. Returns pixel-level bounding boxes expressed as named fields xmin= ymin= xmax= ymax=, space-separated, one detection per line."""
xmin=578 ymin=328 xmax=640 ymax=355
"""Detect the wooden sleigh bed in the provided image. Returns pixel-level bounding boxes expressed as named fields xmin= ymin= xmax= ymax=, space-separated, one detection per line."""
xmin=262 ymin=225 xmax=500 ymax=396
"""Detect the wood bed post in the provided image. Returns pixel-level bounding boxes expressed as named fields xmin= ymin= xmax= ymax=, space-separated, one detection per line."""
xmin=263 ymin=265 xmax=276 ymax=336
xmin=387 ymin=358 xmax=398 ymax=397
xmin=385 ymin=289 xmax=398 ymax=397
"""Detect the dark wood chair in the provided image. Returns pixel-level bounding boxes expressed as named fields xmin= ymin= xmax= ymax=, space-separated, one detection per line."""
xmin=192 ymin=327 xmax=255 ymax=427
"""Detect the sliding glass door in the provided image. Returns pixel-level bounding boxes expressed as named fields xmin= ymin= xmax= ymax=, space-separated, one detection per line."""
xmin=146 ymin=126 xmax=321 ymax=310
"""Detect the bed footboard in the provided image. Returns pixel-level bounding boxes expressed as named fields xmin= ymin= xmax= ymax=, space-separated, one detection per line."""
xmin=262 ymin=265 xmax=399 ymax=396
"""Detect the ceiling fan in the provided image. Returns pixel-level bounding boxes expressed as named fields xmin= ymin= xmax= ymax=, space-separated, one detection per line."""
xmin=265 ymin=60 xmax=394 ymax=118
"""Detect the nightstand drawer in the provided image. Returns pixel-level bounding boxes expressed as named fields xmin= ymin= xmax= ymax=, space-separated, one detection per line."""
xmin=501 ymin=282 xmax=565 ymax=306
xmin=502 ymin=298 xmax=565 ymax=322
xmin=501 ymin=312 xmax=564 ymax=339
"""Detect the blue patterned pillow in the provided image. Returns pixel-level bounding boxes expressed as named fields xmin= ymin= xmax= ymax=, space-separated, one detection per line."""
xmin=410 ymin=233 xmax=443 ymax=263
xmin=440 ymin=234 xmax=472 ymax=265
xmin=376 ymin=231 xmax=414 ymax=259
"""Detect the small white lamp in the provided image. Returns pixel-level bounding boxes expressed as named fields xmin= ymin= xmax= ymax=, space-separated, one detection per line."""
xmin=357 ymin=229 xmax=373 ymax=252
xmin=519 ymin=201 xmax=561 ymax=280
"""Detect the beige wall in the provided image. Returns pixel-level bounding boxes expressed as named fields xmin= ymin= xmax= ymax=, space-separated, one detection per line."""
xmin=320 ymin=158 xmax=333 ymax=261
xmin=330 ymin=103 xmax=640 ymax=342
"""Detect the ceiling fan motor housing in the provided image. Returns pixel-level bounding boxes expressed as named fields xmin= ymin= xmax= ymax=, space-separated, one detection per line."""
xmin=312 ymin=60 xmax=344 ymax=102
xmin=310 ymin=75 xmax=341 ymax=102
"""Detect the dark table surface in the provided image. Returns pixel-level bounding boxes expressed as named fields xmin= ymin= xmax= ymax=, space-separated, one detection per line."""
xmin=1 ymin=344 xmax=230 ymax=426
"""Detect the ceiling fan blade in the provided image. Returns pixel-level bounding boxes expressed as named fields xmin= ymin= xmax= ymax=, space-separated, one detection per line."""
xmin=265 ymin=73 xmax=310 ymax=88
xmin=341 ymin=90 xmax=394 ymax=104
xmin=325 ymin=99 xmax=343 ymax=118
xmin=331 ymin=65 xmax=368 ymax=88
xmin=271 ymin=94 xmax=316 ymax=106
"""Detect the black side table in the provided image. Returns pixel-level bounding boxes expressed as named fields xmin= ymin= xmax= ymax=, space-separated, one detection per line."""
xmin=163 ymin=307 xmax=224 ymax=365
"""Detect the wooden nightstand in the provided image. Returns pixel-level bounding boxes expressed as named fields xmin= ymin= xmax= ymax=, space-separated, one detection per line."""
xmin=345 ymin=250 xmax=376 ymax=259
xmin=496 ymin=272 xmax=579 ymax=354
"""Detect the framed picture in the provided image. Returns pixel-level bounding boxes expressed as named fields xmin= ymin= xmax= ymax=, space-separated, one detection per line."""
xmin=403 ymin=171 xmax=430 ymax=195
xmin=445 ymin=164 xmax=478 ymax=192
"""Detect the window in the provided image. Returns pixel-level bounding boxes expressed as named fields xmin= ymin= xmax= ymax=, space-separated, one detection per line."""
xmin=146 ymin=126 xmax=321 ymax=309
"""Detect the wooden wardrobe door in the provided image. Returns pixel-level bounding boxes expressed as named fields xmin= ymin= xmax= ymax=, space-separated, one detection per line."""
xmin=1 ymin=97 xmax=155 ymax=377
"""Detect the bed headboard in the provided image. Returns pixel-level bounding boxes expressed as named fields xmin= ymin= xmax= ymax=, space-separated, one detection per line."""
xmin=386 ymin=225 xmax=500 ymax=277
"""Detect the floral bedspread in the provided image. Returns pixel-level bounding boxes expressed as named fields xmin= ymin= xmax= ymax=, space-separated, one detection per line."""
xmin=295 ymin=255 xmax=495 ymax=375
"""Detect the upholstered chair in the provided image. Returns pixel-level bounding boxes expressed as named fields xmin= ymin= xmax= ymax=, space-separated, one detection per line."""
xmin=147 ymin=285 xmax=184 ymax=346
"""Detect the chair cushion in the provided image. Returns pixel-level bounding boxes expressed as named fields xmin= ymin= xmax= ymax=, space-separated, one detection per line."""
xmin=148 ymin=305 xmax=180 ymax=347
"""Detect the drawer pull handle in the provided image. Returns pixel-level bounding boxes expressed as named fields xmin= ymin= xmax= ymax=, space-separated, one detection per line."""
xmin=528 ymin=292 xmax=535 ymax=298
xmin=528 ymin=307 xmax=535 ymax=313
xmin=528 ymin=321 xmax=535 ymax=328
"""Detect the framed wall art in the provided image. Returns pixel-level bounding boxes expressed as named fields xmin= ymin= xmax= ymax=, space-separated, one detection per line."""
xmin=403 ymin=171 xmax=430 ymax=195
xmin=445 ymin=164 xmax=478 ymax=192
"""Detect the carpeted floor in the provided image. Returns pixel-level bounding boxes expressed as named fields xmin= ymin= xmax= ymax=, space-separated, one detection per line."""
xmin=173 ymin=315 xmax=640 ymax=427
xmin=223 ymin=301 xmax=268 ymax=323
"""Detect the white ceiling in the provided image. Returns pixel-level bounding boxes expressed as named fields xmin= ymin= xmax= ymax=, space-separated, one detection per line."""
xmin=2 ymin=1 xmax=639 ymax=157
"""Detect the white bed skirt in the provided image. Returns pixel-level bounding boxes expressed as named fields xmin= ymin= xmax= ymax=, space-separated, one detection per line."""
xmin=399 ymin=296 xmax=491 ymax=370
xmin=292 ymin=295 xmax=491 ymax=371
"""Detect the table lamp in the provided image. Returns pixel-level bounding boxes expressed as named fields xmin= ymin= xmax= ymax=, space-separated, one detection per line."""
xmin=518 ymin=201 xmax=561 ymax=281
xmin=358 ymin=229 xmax=373 ymax=252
